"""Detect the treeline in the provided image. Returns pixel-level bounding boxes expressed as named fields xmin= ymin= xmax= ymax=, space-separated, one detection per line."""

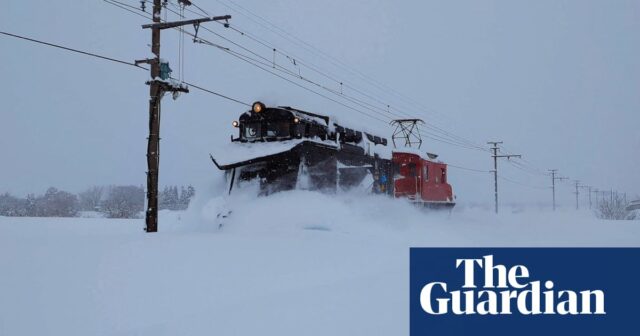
xmin=0 ymin=185 xmax=195 ymax=219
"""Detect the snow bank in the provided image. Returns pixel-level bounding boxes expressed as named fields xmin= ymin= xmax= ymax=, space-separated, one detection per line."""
xmin=1 ymin=188 xmax=639 ymax=335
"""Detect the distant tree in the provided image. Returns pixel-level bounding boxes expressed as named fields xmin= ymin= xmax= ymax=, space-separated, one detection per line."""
xmin=595 ymin=193 xmax=634 ymax=220
xmin=39 ymin=187 xmax=79 ymax=217
xmin=159 ymin=186 xmax=169 ymax=210
xmin=178 ymin=185 xmax=195 ymax=210
xmin=79 ymin=186 xmax=104 ymax=211
xmin=101 ymin=185 xmax=144 ymax=218
xmin=25 ymin=194 xmax=37 ymax=217
xmin=159 ymin=186 xmax=180 ymax=210
xmin=0 ymin=193 xmax=27 ymax=217
xmin=171 ymin=186 xmax=180 ymax=210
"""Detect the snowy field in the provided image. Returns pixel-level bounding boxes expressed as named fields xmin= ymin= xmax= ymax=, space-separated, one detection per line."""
xmin=1 ymin=190 xmax=639 ymax=336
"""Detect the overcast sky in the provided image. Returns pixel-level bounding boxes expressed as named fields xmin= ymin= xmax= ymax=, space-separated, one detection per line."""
xmin=1 ymin=0 xmax=638 ymax=207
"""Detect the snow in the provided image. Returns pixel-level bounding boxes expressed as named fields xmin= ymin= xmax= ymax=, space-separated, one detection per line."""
xmin=1 ymin=184 xmax=639 ymax=335
xmin=211 ymin=139 xmax=337 ymax=166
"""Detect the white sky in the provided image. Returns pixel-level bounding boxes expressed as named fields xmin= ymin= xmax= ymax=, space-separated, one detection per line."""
xmin=1 ymin=0 xmax=639 ymax=207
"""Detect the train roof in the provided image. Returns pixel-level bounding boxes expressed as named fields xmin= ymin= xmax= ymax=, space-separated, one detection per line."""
xmin=392 ymin=148 xmax=443 ymax=163
xmin=277 ymin=106 xmax=330 ymax=125
xmin=274 ymin=105 xmax=388 ymax=145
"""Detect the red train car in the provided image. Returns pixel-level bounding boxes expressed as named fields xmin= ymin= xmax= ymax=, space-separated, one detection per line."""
xmin=392 ymin=151 xmax=455 ymax=208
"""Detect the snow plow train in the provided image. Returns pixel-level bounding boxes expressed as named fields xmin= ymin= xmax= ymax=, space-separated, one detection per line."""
xmin=210 ymin=101 xmax=455 ymax=208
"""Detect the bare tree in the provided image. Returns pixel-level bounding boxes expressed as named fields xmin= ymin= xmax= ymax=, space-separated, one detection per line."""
xmin=101 ymin=185 xmax=144 ymax=218
xmin=595 ymin=193 xmax=635 ymax=220
xmin=79 ymin=186 xmax=104 ymax=211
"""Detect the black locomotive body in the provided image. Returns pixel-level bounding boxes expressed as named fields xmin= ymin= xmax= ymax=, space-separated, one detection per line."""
xmin=210 ymin=102 xmax=393 ymax=195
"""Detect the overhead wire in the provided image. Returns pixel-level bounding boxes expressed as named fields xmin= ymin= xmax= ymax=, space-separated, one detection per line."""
xmin=134 ymin=2 xmax=515 ymax=160
xmin=0 ymin=30 xmax=251 ymax=107
xmin=185 ymin=0 xmax=491 ymax=151
xmin=111 ymin=2 xmax=546 ymax=185
xmin=126 ymin=0 xmax=491 ymax=153
xmin=498 ymin=176 xmax=548 ymax=190
xmin=210 ymin=0 xmax=472 ymax=128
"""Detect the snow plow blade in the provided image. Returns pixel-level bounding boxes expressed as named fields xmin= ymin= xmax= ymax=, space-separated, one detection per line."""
xmin=209 ymin=151 xmax=293 ymax=171
xmin=210 ymin=141 xmax=341 ymax=194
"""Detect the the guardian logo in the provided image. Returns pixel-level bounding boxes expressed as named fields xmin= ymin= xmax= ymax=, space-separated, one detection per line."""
xmin=419 ymin=255 xmax=606 ymax=315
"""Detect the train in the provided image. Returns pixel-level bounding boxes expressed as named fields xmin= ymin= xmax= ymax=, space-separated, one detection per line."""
xmin=209 ymin=101 xmax=456 ymax=208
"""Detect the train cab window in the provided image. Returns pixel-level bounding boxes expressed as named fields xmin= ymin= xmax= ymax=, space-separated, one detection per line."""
xmin=423 ymin=165 xmax=429 ymax=181
xmin=441 ymin=168 xmax=446 ymax=184
xmin=408 ymin=163 xmax=417 ymax=177
xmin=396 ymin=162 xmax=417 ymax=178
xmin=244 ymin=122 xmax=261 ymax=140
xmin=265 ymin=122 xmax=290 ymax=138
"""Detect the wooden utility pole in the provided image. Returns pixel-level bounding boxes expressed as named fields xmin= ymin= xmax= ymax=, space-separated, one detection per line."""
xmin=138 ymin=0 xmax=230 ymax=232
xmin=548 ymin=169 xmax=568 ymax=211
xmin=487 ymin=141 xmax=521 ymax=214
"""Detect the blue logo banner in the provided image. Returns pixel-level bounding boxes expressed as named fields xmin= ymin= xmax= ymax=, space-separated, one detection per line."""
xmin=410 ymin=248 xmax=640 ymax=336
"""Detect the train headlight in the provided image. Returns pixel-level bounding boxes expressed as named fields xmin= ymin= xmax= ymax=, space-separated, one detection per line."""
xmin=252 ymin=101 xmax=265 ymax=113
xmin=293 ymin=117 xmax=300 ymax=124
xmin=232 ymin=120 xmax=239 ymax=128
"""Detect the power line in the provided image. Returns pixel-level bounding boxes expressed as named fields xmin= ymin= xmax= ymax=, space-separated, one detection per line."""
xmin=183 ymin=81 xmax=250 ymax=106
xmin=447 ymin=164 xmax=490 ymax=173
xmin=0 ymin=30 xmax=250 ymax=107
xmin=189 ymin=0 xmax=490 ymax=152
xmin=107 ymin=2 xmax=399 ymax=129
xmin=210 ymin=0 xmax=460 ymax=124
xmin=188 ymin=25 xmax=492 ymax=151
xmin=498 ymin=176 xmax=547 ymax=190
xmin=0 ymin=31 xmax=145 ymax=69
xmin=151 ymin=0 xmax=491 ymax=153
xmin=104 ymin=0 xmax=152 ymax=20
xmin=196 ymin=35 xmax=494 ymax=151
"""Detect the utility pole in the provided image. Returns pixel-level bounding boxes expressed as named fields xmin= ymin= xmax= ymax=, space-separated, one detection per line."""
xmin=574 ymin=180 xmax=581 ymax=210
xmin=487 ymin=141 xmax=521 ymax=214
xmin=137 ymin=0 xmax=230 ymax=232
xmin=548 ymin=169 xmax=568 ymax=211
xmin=579 ymin=185 xmax=593 ymax=209
xmin=590 ymin=187 xmax=599 ymax=209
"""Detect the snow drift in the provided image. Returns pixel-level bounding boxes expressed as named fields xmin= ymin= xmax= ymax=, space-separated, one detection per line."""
xmin=1 ymin=180 xmax=639 ymax=335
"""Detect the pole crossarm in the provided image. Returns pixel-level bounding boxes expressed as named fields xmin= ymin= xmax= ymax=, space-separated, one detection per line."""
xmin=142 ymin=15 xmax=231 ymax=30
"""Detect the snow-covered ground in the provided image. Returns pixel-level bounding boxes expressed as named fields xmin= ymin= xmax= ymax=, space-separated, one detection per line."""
xmin=1 ymin=189 xmax=639 ymax=336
